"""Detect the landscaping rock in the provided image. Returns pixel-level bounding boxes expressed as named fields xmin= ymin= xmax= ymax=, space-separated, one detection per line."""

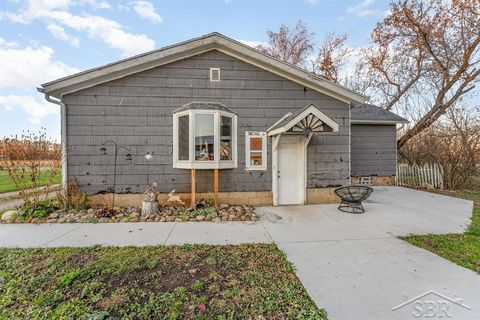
xmin=49 ymin=212 xmax=60 ymax=219
xmin=131 ymin=212 xmax=140 ymax=218
xmin=2 ymin=199 xmax=259 ymax=224
xmin=1 ymin=210 xmax=16 ymax=221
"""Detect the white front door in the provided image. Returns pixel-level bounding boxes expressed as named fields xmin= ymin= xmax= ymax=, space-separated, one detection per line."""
xmin=278 ymin=135 xmax=304 ymax=205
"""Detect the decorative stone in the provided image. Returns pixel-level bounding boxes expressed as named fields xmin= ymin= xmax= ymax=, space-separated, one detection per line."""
xmin=98 ymin=218 xmax=109 ymax=223
xmin=160 ymin=218 xmax=166 ymax=222
xmin=129 ymin=217 xmax=139 ymax=222
xmin=131 ymin=212 xmax=140 ymax=218
xmin=1 ymin=210 xmax=16 ymax=221
xmin=166 ymin=216 xmax=175 ymax=222
xmin=49 ymin=212 xmax=60 ymax=219
xmin=174 ymin=218 xmax=183 ymax=222
xmin=57 ymin=217 xmax=67 ymax=223
xmin=46 ymin=219 xmax=58 ymax=223
xmin=213 ymin=217 xmax=221 ymax=222
xmin=196 ymin=215 xmax=205 ymax=221
xmin=219 ymin=204 xmax=229 ymax=210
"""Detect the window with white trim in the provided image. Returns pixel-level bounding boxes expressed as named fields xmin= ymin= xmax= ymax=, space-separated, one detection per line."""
xmin=173 ymin=109 xmax=237 ymax=169
xmin=210 ymin=68 xmax=220 ymax=81
xmin=245 ymin=131 xmax=267 ymax=170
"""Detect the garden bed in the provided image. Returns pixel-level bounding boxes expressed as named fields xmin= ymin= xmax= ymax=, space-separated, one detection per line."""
xmin=1 ymin=203 xmax=258 ymax=224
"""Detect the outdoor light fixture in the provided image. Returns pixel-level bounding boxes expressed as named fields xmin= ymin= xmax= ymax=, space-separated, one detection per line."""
xmin=145 ymin=152 xmax=152 ymax=160
xmin=100 ymin=140 xmax=132 ymax=207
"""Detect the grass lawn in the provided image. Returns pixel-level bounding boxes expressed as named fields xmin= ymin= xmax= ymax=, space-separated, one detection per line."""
xmin=0 ymin=244 xmax=327 ymax=319
xmin=0 ymin=169 xmax=61 ymax=193
xmin=401 ymin=188 xmax=480 ymax=274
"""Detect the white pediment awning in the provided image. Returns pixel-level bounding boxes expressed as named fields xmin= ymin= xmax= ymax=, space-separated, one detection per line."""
xmin=267 ymin=104 xmax=339 ymax=136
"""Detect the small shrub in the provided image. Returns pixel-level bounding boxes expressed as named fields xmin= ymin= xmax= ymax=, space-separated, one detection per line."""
xmin=56 ymin=177 xmax=90 ymax=211
xmin=0 ymin=128 xmax=61 ymax=202
xmin=18 ymin=199 xmax=59 ymax=219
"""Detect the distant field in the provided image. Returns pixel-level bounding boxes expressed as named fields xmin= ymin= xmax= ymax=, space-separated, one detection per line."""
xmin=0 ymin=169 xmax=61 ymax=193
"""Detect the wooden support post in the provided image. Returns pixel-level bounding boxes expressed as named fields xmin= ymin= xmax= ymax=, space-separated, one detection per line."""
xmin=213 ymin=168 xmax=219 ymax=207
xmin=191 ymin=169 xmax=196 ymax=207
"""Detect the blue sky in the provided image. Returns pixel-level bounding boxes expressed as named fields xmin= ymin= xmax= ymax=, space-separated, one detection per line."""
xmin=0 ymin=0 xmax=389 ymax=140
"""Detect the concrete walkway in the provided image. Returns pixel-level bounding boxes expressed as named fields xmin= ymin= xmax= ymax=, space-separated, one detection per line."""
xmin=258 ymin=187 xmax=478 ymax=320
xmin=0 ymin=186 xmax=478 ymax=319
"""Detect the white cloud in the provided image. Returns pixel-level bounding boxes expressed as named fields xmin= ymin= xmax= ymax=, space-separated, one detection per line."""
xmin=346 ymin=0 xmax=384 ymax=17
xmin=0 ymin=42 xmax=79 ymax=89
xmin=0 ymin=38 xmax=18 ymax=48
xmin=132 ymin=1 xmax=162 ymax=23
xmin=79 ymin=0 xmax=111 ymax=9
xmin=0 ymin=95 xmax=58 ymax=125
xmin=2 ymin=0 xmax=156 ymax=57
xmin=46 ymin=23 xmax=80 ymax=47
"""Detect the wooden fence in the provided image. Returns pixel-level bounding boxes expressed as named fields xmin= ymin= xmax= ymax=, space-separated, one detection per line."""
xmin=396 ymin=163 xmax=444 ymax=189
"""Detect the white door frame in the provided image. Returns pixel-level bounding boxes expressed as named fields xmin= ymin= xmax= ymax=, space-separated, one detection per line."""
xmin=272 ymin=133 xmax=313 ymax=206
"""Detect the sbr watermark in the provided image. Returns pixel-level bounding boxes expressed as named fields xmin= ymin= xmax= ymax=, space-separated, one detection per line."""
xmin=392 ymin=290 xmax=471 ymax=318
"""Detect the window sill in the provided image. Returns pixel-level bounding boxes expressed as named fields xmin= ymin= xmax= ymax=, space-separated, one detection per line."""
xmin=173 ymin=161 xmax=237 ymax=170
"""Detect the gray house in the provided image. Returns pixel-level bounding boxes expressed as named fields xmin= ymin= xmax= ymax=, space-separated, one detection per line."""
xmin=39 ymin=33 xmax=408 ymax=206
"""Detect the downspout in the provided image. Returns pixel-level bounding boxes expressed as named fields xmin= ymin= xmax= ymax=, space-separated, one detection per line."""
xmin=37 ymin=87 xmax=68 ymax=194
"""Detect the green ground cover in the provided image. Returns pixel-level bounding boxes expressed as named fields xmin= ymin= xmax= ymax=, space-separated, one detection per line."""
xmin=0 ymin=244 xmax=327 ymax=319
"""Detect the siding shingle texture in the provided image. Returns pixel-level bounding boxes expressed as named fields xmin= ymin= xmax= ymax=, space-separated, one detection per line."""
xmin=351 ymin=124 xmax=397 ymax=177
xmin=64 ymin=50 xmax=350 ymax=194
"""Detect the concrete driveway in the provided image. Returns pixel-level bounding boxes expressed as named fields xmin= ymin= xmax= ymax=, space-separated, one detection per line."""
xmin=0 ymin=186 xmax=478 ymax=319
xmin=258 ymin=186 xmax=479 ymax=320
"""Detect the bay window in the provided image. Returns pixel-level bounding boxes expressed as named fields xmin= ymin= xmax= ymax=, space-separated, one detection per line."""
xmin=173 ymin=104 xmax=237 ymax=169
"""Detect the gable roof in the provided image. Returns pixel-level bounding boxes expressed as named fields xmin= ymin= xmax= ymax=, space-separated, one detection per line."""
xmin=39 ymin=32 xmax=366 ymax=104
xmin=351 ymin=103 xmax=409 ymax=124
xmin=267 ymin=104 xmax=339 ymax=136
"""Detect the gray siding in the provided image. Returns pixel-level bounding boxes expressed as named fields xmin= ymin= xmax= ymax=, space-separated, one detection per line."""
xmin=64 ymin=50 xmax=350 ymax=194
xmin=351 ymin=124 xmax=397 ymax=177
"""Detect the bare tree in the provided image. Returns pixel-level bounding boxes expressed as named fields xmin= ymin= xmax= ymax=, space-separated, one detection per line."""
xmin=311 ymin=32 xmax=351 ymax=83
xmin=357 ymin=0 xmax=480 ymax=148
xmin=399 ymin=105 xmax=480 ymax=189
xmin=257 ymin=21 xmax=314 ymax=66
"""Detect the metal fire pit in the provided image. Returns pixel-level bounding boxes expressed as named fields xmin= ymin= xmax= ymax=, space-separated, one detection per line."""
xmin=334 ymin=185 xmax=373 ymax=214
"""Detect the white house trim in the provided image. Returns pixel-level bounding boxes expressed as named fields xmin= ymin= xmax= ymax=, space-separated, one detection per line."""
xmin=267 ymin=104 xmax=340 ymax=136
xmin=245 ymin=131 xmax=267 ymax=171
xmin=172 ymin=109 xmax=237 ymax=170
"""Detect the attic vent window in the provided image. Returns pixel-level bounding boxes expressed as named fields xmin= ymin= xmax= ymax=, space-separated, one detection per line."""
xmin=210 ymin=68 xmax=220 ymax=81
